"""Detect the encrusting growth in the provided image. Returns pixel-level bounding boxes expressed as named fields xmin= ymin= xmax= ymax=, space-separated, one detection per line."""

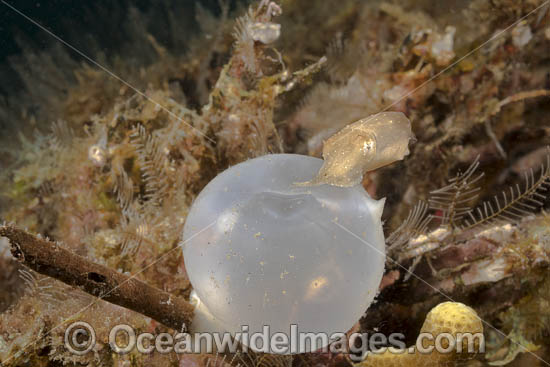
xmin=358 ymin=302 xmax=483 ymax=367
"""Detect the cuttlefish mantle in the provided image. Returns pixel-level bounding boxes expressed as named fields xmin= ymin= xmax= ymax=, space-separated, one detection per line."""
xmin=297 ymin=112 xmax=415 ymax=187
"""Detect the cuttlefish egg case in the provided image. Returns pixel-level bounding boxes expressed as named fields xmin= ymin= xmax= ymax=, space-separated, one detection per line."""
xmin=182 ymin=154 xmax=386 ymax=353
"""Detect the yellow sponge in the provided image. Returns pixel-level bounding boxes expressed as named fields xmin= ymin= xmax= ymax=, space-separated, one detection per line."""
xmin=358 ymin=302 xmax=484 ymax=367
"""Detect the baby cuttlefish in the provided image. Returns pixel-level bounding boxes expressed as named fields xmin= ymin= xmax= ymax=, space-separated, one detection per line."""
xmin=297 ymin=112 xmax=415 ymax=187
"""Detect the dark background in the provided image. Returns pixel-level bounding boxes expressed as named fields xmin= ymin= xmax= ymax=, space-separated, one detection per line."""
xmin=0 ymin=0 xmax=228 ymax=60
xmin=0 ymin=0 xmax=240 ymax=94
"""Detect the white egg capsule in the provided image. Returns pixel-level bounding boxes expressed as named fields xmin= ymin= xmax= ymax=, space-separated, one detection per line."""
xmin=182 ymin=154 xmax=386 ymax=353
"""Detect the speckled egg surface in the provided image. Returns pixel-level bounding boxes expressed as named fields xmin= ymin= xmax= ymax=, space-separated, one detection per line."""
xmin=182 ymin=154 xmax=386 ymax=352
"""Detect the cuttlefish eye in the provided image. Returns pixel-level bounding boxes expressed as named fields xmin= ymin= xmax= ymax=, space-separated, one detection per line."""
xmin=181 ymin=153 xmax=386 ymax=354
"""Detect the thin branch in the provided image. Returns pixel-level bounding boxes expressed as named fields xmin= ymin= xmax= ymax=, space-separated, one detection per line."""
xmin=0 ymin=225 xmax=194 ymax=331
xmin=490 ymin=89 xmax=550 ymax=117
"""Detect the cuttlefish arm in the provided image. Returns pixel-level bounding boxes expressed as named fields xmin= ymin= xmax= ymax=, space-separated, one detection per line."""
xmin=296 ymin=112 xmax=415 ymax=187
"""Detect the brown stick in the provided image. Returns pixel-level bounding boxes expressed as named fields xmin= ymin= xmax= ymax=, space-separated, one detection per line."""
xmin=0 ymin=225 xmax=194 ymax=331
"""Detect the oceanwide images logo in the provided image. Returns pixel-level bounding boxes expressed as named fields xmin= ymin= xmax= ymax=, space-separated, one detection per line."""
xmin=64 ymin=322 xmax=484 ymax=361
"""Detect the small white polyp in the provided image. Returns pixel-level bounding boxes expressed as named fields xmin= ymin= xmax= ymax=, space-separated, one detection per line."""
xmin=182 ymin=154 xmax=386 ymax=354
